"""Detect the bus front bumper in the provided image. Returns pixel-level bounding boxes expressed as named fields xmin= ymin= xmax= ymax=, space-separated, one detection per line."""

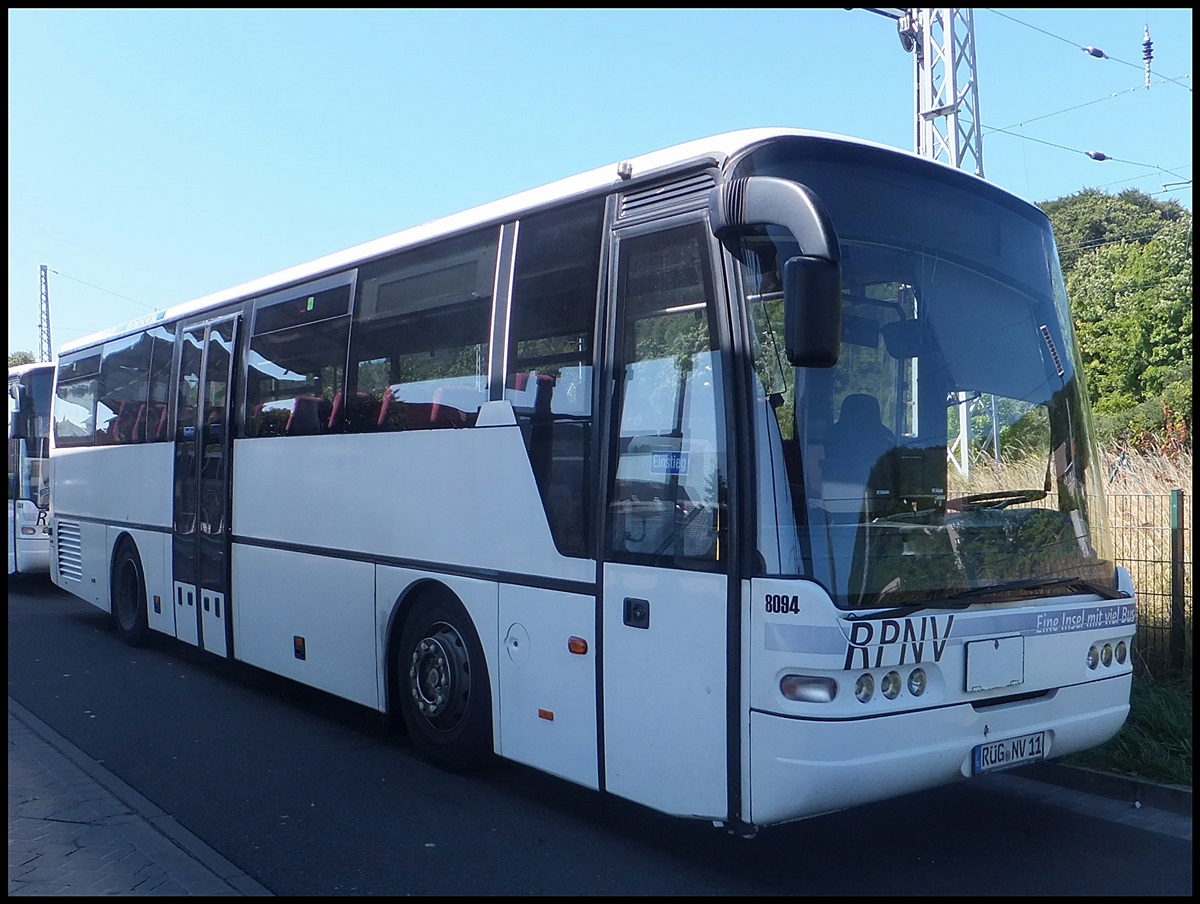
xmin=748 ymin=674 xmax=1131 ymax=827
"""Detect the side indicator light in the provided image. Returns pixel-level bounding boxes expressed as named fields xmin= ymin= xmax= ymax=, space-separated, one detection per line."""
xmin=538 ymin=709 xmax=554 ymax=721
xmin=568 ymin=636 xmax=588 ymax=655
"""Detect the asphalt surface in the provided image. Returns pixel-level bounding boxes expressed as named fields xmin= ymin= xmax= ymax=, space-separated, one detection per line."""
xmin=8 ymin=693 xmax=1190 ymax=895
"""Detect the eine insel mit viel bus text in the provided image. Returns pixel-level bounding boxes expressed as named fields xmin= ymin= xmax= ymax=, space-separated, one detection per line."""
xmin=47 ymin=127 xmax=1136 ymax=835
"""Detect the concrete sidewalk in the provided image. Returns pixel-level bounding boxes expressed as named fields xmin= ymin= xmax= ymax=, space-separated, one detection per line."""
xmin=8 ymin=700 xmax=271 ymax=896
xmin=8 ymin=696 xmax=1191 ymax=895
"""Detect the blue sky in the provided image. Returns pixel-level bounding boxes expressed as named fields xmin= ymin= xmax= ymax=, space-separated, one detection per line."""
xmin=7 ymin=8 xmax=1192 ymax=358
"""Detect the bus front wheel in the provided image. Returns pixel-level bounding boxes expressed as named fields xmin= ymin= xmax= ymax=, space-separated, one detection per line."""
xmin=396 ymin=591 xmax=493 ymax=773
xmin=112 ymin=541 xmax=149 ymax=647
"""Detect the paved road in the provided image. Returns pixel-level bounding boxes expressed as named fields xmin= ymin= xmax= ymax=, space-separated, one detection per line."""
xmin=8 ymin=576 xmax=1191 ymax=896
xmin=10 ymin=693 xmax=1191 ymax=896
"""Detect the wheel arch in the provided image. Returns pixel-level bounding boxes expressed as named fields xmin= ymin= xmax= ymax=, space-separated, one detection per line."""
xmin=382 ymin=575 xmax=497 ymax=771
xmin=383 ymin=579 xmax=485 ymax=721
xmin=108 ymin=531 xmax=141 ymax=615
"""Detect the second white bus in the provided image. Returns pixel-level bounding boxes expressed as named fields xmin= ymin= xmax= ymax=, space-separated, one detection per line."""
xmin=9 ymin=361 xmax=54 ymax=575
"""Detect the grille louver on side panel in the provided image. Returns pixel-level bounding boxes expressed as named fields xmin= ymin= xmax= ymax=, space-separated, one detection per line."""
xmin=618 ymin=172 xmax=716 ymax=225
xmin=56 ymin=521 xmax=83 ymax=582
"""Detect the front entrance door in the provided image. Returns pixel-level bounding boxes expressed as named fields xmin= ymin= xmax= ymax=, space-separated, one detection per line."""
xmin=601 ymin=219 xmax=732 ymax=821
xmin=172 ymin=317 xmax=238 ymax=655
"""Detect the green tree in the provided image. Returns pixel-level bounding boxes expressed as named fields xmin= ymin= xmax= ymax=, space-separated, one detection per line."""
xmin=1041 ymin=187 xmax=1188 ymax=272
xmin=1040 ymin=189 xmax=1192 ymax=447
xmin=8 ymin=350 xmax=36 ymax=367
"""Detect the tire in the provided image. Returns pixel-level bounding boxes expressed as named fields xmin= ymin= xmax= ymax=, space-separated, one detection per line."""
xmin=396 ymin=590 xmax=493 ymax=772
xmin=112 ymin=541 xmax=150 ymax=647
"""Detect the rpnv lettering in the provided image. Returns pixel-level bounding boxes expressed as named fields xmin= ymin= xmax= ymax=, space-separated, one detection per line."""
xmin=844 ymin=614 xmax=955 ymax=669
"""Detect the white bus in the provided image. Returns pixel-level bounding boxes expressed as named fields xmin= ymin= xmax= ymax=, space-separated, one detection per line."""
xmin=49 ymin=128 xmax=1137 ymax=834
xmin=9 ymin=361 xmax=54 ymax=575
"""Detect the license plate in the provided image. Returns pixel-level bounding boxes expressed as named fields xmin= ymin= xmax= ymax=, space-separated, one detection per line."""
xmin=973 ymin=730 xmax=1046 ymax=774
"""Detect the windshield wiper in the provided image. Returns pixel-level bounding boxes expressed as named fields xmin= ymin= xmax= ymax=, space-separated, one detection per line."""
xmin=946 ymin=576 xmax=1128 ymax=604
xmin=845 ymin=599 xmax=975 ymax=620
xmin=845 ymin=576 xmax=1127 ymax=620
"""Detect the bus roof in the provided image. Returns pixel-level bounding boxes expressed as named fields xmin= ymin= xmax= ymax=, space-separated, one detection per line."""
xmin=59 ymin=127 xmax=959 ymax=357
xmin=8 ymin=361 xmax=56 ymax=379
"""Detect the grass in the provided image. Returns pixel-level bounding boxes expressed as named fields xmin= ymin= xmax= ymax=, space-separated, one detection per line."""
xmin=1063 ymin=673 xmax=1193 ymax=787
xmin=964 ymin=443 xmax=1193 ymax=788
xmin=1069 ymin=447 xmax=1192 ymax=788
xmin=1086 ymin=445 xmax=1193 ymax=787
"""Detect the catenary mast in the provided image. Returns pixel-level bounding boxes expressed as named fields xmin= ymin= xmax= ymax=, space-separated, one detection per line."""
xmin=38 ymin=265 xmax=53 ymax=363
xmin=865 ymin=8 xmax=992 ymax=476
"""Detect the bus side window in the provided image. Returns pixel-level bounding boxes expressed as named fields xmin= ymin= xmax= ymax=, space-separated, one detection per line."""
xmin=349 ymin=228 xmax=498 ymax=434
xmin=98 ymin=331 xmax=155 ymax=445
xmin=241 ymin=292 xmax=350 ymax=436
xmin=505 ymin=198 xmax=604 ymax=558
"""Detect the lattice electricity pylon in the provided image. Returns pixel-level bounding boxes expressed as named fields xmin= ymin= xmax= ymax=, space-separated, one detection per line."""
xmin=948 ymin=391 xmax=1002 ymax=478
xmin=906 ymin=8 xmax=985 ymax=178
xmin=38 ymin=264 xmax=53 ymax=363
xmin=866 ymin=8 xmax=996 ymax=476
xmin=865 ymin=7 xmax=986 ymax=175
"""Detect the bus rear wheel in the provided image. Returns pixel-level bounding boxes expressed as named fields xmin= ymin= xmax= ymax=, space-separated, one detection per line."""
xmin=396 ymin=592 xmax=492 ymax=773
xmin=112 ymin=541 xmax=149 ymax=647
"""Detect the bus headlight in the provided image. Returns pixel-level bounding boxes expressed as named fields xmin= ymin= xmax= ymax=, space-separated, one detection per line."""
xmin=1115 ymin=641 xmax=1128 ymax=664
xmin=1086 ymin=646 xmax=1100 ymax=669
xmin=907 ymin=667 xmax=927 ymax=697
xmin=881 ymin=670 xmax=901 ymax=700
xmin=780 ymin=675 xmax=838 ymax=703
xmin=1101 ymin=643 xmax=1113 ymax=667
xmin=854 ymin=673 xmax=874 ymax=703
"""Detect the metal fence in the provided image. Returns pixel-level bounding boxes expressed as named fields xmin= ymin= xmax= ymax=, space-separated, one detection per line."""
xmin=1108 ymin=490 xmax=1192 ymax=682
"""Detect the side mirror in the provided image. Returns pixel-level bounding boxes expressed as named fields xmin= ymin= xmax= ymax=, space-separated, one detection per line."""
xmin=783 ymin=255 xmax=841 ymax=367
xmin=709 ymin=176 xmax=842 ymax=368
xmin=9 ymin=382 xmax=29 ymax=439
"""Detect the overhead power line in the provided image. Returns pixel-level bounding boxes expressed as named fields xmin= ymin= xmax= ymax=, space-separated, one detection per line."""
xmin=983 ymin=8 xmax=1192 ymax=92
xmin=988 ymin=75 xmax=1191 ymax=132
xmin=44 ymin=268 xmax=154 ymax=310
xmin=981 ymin=124 xmax=1192 ymax=185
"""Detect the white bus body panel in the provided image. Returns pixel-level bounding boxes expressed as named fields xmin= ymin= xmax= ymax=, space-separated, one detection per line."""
xmin=602 ymin=563 xmax=727 ymax=821
xmin=52 ymin=443 xmax=173 ymax=613
xmin=53 ymin=445 xmax=173 ymax=530
xmin=497 ymin=584 xmax=598 ymax=789
xmin=234 ymin=545 xmax=378 ymax=708
xmin=232 ymin=426 xmax=593 ymax=585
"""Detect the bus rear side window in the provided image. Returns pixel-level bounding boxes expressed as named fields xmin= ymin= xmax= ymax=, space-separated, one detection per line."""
xmin=97 ymin=331 xmax=155 ymax=445
xmin=54 ymin=350 xmax=101 ymax=448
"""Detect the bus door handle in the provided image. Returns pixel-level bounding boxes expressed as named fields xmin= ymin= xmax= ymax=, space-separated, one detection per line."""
xmin=623 ymin=597 xmax=650 ymax=629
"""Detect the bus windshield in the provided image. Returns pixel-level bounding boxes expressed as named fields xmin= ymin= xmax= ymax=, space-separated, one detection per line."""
xmin=734 ymin=143 xmax=1114 ymax=609
xmin=8 ymin=365 xmax=53 ymax=510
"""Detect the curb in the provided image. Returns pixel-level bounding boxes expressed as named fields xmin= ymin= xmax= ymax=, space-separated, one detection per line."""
xmin=9 ymin=698 xmax=273 ymax=896
xmin=1016 ymin=760 xmax=1192 ymax=817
